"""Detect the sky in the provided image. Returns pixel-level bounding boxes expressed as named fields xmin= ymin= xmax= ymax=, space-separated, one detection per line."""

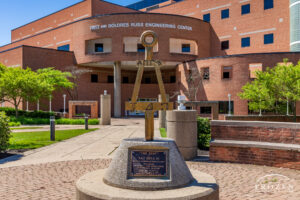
xmin=0 ymin=0 xmax=138 ymax=46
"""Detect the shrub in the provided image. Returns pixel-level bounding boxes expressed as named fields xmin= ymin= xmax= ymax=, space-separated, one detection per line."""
xmin=0 ymin=107 xmax=59 ymax=119
xmin=8 ymin=121 xmax=21 ymax=127
xmin=0 ymin=112 xmax=11 ymax=152
xmin=9 ymin=117 xmax=99 ymax=125
xmin=197 ymin=117 xmax=211 ymax=150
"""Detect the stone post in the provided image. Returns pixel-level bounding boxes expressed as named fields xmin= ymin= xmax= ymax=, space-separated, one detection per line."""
xmin=100 ymin=93 xmax=111 ymax=125
xmin=114 ymin=61 xmax=121 ymax=117
xmin=166 ymin=110 xmax=197 ymax=160
xmin=158 ymin=94 xmax=169 ymax=129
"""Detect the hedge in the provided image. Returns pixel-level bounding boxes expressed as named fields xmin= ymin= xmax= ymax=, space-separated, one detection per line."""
xmin=0 ymin=107 xmax=59 ymax=119
xmin=9 ymin=116 xmax=99 ymax=125
xmin=0 ymin=112 xmax=11 ymax=152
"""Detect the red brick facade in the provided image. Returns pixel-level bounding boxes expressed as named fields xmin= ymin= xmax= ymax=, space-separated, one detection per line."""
xmin=0 ymin=0 xmax=299 ymax=116
xmin=210 ymin=120 xmax=300 ymax=170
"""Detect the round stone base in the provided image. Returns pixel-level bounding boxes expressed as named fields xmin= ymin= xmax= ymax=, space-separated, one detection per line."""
xmin=76 ymin=169 xmax=219 ymax=200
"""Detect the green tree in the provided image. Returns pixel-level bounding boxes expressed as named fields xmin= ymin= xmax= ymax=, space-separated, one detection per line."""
xmin=239 ymin=59 xmax=300 ymax=117
xmin=0 ymin=65 xmax=74 ymax=117
xmin=0 ymin=112 xmax=11 ymax=152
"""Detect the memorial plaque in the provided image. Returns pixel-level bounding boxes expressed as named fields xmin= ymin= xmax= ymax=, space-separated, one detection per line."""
xmin=129 ymin=149 xmax=169 ymax=178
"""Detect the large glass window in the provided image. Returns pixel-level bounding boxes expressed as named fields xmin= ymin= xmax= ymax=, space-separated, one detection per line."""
xmin=95 ymin=43 xmax=103 ymax=52
xmin=219 ymin=101 xmax=234 ymax=114
xmin=221 ymin=9 xmax=229 ymax=19
xmin=264 ymin=0 xmax=273 ymax=10
xmin=241 ymin=4 xmax=250 ymax=15
xmin=107 ymin=75 xmax=114 ymax=83
xmin=200 ymin=107 xmax=212 ymax=114
xmin=57 ymin=44 xmax=70 ymax=51
xmin=182 ymin=44 xmax=191 ymax=53
xmin=264 ymin=33 xmax=274 ymax=44
xmin=241 ymin=37 xmax=250 ymax=47
xmin=203 ymin=13 xmax=210 ymax=22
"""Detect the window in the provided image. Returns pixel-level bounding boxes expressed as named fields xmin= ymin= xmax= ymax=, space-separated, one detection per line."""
xmin=221 ymin=9 xmax=229 ymax=19
xmin=200 ymin=107 xmax=211 ymax=114
xmin=219 ymin=101 xmax=234 ymax=114
xmin=107 ymin=75 xmax=114 ymax=83
xmin=221 ymin=40 xmax=229 ymax=50
xmin=264 ymin=33 xmax=274 ymax=44
xmin=264 ymin=0 xmax=273 ymax=10
xmin=241 ymin=4 xmax=250 ymax=15
xmin=203 ymin=67 xmax=210 ymax=80
xmin=182 ymin=44 xmax=191 ymax=53
xmin=95 ymin=43 xmax=103 ymax=52
xmin=57 ymin=44 xmax=70 ymax=51
xmin=222 ymin=66 xmax=232 ymax=79
xmin=137 ymin=43 xmax=145 ymax=52
xmin=91 ymin=74 xmax=98 ymax=83
xmin=170 ymin=76 xmax=176 ymax=83
xmin=122 ymin=77 xmax=129 ymax=83
xmin=145 ymin=77 xmax=151 ymax=84
xmin=203 ymin=13 xmax=210 ymax=22
xmin=241 ymin=37 xmax=250 ymax=47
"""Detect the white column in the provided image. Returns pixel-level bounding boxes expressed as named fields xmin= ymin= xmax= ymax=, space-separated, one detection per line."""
xmin=114 ymin=61 xmax=121 ymax=117
xmin=26 ymin=101 xmax=29 ymax=111
xmin=63 ymin=94 xmax=66 ymax=114
xmin=49 ymin=95 xmax=52 ymax=112
xmin=37 ymin=100 xmax=40 ymax=111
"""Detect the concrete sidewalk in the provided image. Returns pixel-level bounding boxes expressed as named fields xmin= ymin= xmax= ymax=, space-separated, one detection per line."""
xmin=1 ymin=118 xmax=161 ymax=168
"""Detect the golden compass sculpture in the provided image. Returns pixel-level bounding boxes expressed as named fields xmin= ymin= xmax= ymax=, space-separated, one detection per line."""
xmin=125 ymin=30 xmax=173 ymax=141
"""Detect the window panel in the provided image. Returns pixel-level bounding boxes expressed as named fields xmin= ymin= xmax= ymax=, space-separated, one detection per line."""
xmin=221 ymin=40 xmax=229 ymax=50
xmin=91 ymin=74 xmax=98 ymax=83
xmin=57 ymin=44 xmax=70 ymax=51
xmin=264 ymin=0 xmax=273 ymax=10
xmin=137 ymin=43 xmax=145 ymax=52
xmin=95 ymin=43 xmax=104 ymax=52
xmin=221 ymin=9 xmax=229 ymax=19
xmin=241 ymin=37 xmax=250 ymax=47
xmin=241 ymin=4 xmax=250 ymax=15
xmin=182 ymin=44 xmax=191 ymax=53
xmin=203 ymin=13 xmax=210 ymax=22
xmin=264 ymin=33 xmax=274 ymax=44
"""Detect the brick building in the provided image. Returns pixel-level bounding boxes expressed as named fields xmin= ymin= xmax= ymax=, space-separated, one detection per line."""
xmin=0 ymin=0 xmax=299 ymax=117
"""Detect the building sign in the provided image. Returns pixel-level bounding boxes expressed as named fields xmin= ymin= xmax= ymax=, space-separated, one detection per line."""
xmin=90 ymin=22 xmax=192 ymax=31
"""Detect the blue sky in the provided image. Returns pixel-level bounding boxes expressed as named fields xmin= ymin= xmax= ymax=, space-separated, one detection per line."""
xmin=0 ymin=0 xmax=138 ymax=46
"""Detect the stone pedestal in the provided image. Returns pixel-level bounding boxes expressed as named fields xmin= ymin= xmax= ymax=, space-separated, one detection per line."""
xmin=76 ymin=138 xmax=219 ymax=200
xmin=158 ymin=94 xmax=169 ymax=129
xmin=100 ymin=94 xmax=111 ymax=125
xmin=166 ymin=110 xmax=198 ymax=160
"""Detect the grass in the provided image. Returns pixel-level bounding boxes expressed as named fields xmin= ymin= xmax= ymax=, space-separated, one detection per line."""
xmin=9 ymin=128 xmax=98 ymax=150
xmin=160 ymin=128 xmax=167 ymax=138
xmin=10 ymin=127 xmax=41 ymax=130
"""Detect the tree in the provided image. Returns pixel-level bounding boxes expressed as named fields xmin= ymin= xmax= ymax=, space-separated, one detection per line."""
xmin=0 ymin=112 xmax=11 ymax=152
xmin=239 ymin=59 xmax=300 ymax=117
xmin=0 ymin=65 xmax=74 ymax=117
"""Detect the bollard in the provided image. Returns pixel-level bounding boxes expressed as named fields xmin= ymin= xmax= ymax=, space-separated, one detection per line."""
xmin=85 ymin=114 xmax=89 ymax=130
xmin=50 ymin=116 xmax=55 ymax=141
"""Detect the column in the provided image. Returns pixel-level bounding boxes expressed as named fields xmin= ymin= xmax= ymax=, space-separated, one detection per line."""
xmin=158 ymin=94 xmax=169 ymax=129
xmin=114 ymin=61 xmax=121 ymax=117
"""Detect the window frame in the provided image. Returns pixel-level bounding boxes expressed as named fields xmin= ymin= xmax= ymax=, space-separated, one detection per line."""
xmin=94 ymin=43 xmax=104 ymax=53
xmin=241 ymin=37 xmax=250 ymax=48
xmin=221 ymin=40 xmax=229 ymax=50
xmin=221 ymin=9 xmax=229 ymax=19
xmin=241 ymin=4 xmax=250 ymax=15
xmin=264 ymin=0 xmax=273 ymax=10
xmin=203 ymin=13 xmax=210 ymax=22
xmin=264 ymin=33 xmax=274 ymax=44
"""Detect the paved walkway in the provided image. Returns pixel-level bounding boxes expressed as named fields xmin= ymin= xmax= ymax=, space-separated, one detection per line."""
xmin=0 ymin=118 xmax=299 ymax=200
xmin=1 ymin=118 xmax=160 ymax=168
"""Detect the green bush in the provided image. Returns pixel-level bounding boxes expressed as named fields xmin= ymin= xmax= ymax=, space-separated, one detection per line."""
xmin=9 ymin=117 xmax=99 ymax=125
xmin=8 ymin=121 xmax=21 ymax=127
xmin=0 ymin=112 xmax=11 ymax=152
xmin=197 ymin=117 xmax=211 ymax=150
xmin=0 ymin=107 xmax=59 ymax=119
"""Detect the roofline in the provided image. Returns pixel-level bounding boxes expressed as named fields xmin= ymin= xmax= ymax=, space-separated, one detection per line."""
xmin=1 ymin=12 xmax=206 ymax=48
xmin=182 ymin=52 xmax=300 ymax=63
xmin=12 ymin=0 xmax=86 ymax=31
xmin=146 ymin=0 xmax=186 ymax=12
xmin=0 ymin=45 xmax=75 ymax=54
xmin=101 ymin=0 xmax=141 ymax=13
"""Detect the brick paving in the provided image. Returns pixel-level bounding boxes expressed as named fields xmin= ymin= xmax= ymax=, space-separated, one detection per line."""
xmin=0 ymin=159 xmax=299 ymax=200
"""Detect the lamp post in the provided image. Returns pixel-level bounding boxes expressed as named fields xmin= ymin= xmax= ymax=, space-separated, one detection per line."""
xmin=228 ymin=94 xmax=231 ymax=116
xmin=37 ymin=100 xmax=39 ymax=111
xmin=49 ymin=95 xmax=52 ymax=112
xmin=63 ymin=94 xmax=66 ymax=114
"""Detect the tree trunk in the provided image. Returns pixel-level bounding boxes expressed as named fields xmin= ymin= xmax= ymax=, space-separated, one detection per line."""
xmin=15 ymin=105 xmax=19 ymax=118
xmin=293 ymin=101 xmax=297 ymax=122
